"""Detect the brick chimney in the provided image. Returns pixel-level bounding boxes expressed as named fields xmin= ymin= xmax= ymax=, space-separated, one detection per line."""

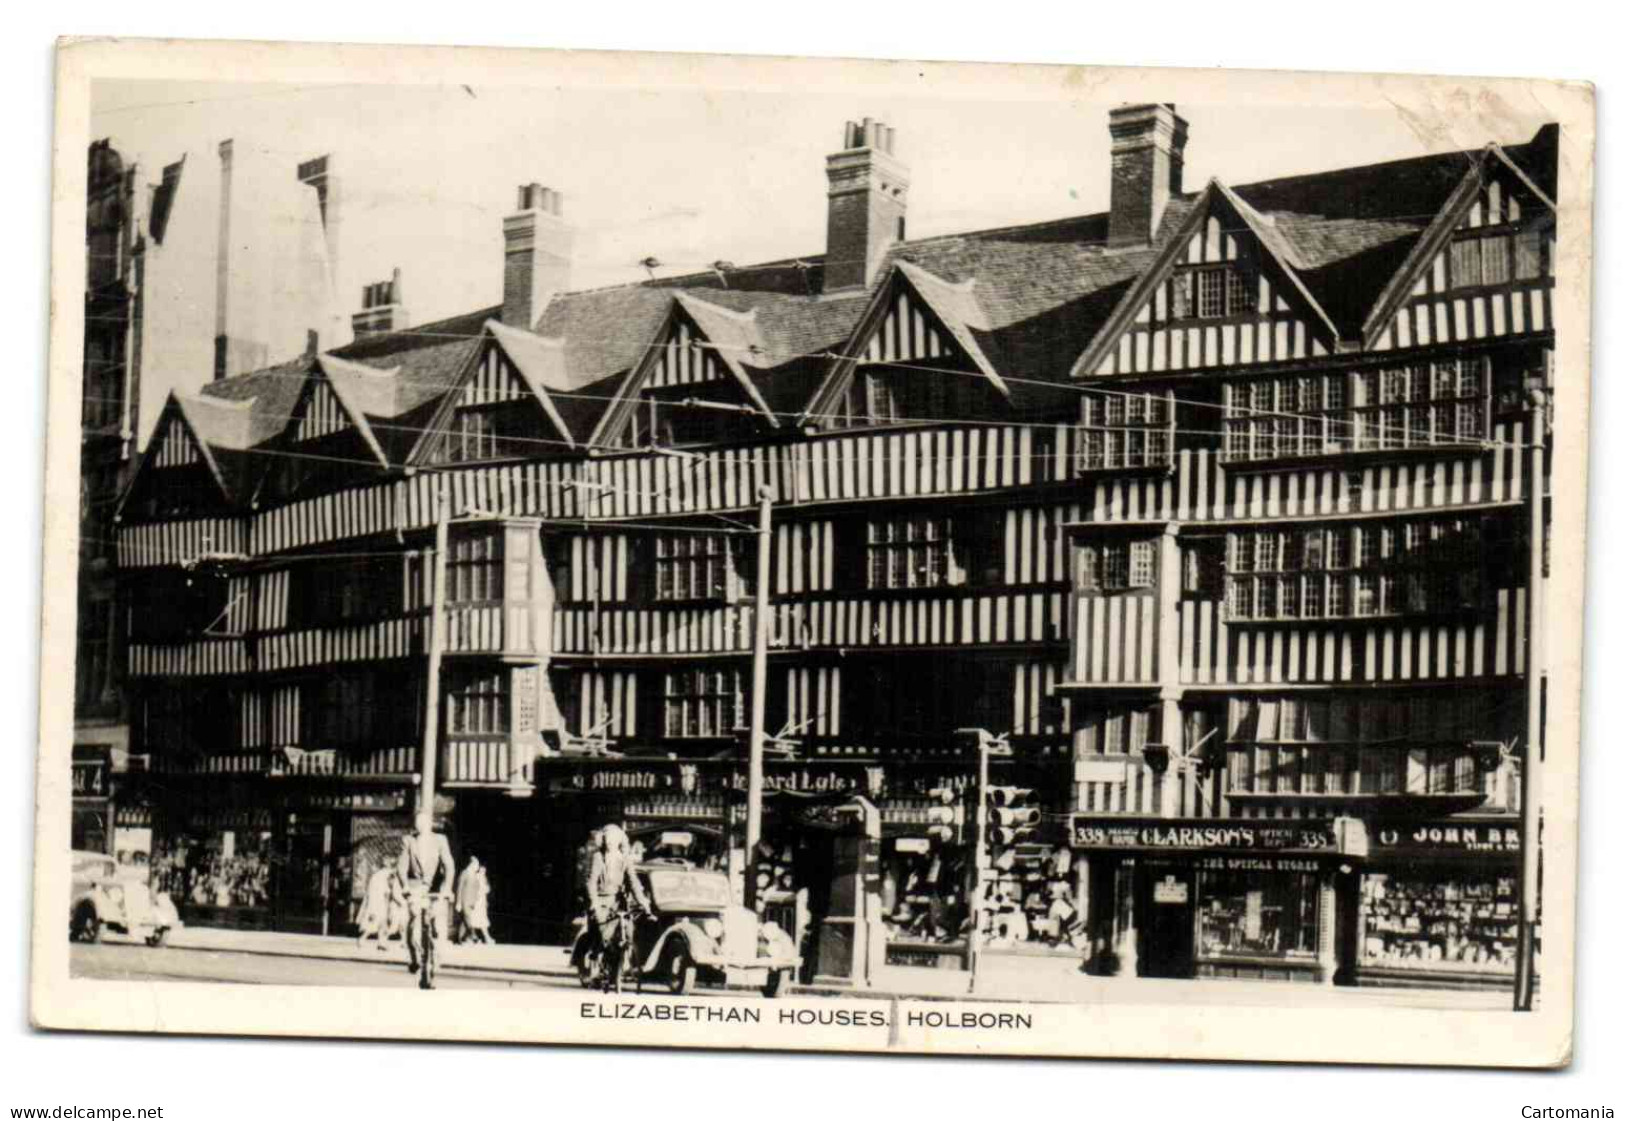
xmin=1108 ymin=104 xmax=1189 ymax=248
xmin=502 ymin=185 xmax=573 ymax=329
xmin=353 ymin=268 xmax=407 ymax=338
xmin=824 ymin=118 xmax=909 ymax=294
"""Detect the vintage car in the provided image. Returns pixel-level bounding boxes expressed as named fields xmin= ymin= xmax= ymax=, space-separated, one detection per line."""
xmin=572 ymin=861 xmax=801 ymax=997
xmin=70 ymin=850 xmax=182 ymax=946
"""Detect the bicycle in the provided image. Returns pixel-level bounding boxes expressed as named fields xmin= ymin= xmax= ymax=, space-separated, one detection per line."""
xmin=577 ymin=898 xmax=644 ymax=993
xmin=406 ymin=887 xmax=451 ymax=990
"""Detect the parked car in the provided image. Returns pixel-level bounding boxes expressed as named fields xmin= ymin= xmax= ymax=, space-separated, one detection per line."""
xmin=70 ymin=850 xmax=182 ymax=946
xmin=572 ymin=861 xmax=801 ymax=997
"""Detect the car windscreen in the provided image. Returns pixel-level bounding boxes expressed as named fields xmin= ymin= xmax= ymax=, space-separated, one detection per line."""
xmin=642 ymin=867 xmax=731 ymax=912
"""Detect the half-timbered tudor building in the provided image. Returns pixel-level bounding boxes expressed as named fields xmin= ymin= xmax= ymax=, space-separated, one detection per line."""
xmin=115 ymin=107 xmax=1556 ymax=988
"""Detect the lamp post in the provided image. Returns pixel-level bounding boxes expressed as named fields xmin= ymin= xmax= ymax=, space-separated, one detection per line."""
xmin=1514 ymin=386 xmax=1547 ymax=1012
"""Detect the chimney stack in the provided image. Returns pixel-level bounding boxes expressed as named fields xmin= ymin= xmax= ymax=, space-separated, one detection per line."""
xmin=212 ymin=139 xmax=235 ymax=381
xmin=1107 ymin=104 xmax=1189 ymax=248
xmin=824 ymin=118 xmax=909 ymax=294
xmin=502 ymin=184 xmax=573 ymax=329
xmin=353 ymin=268 xmax=407 ymax=338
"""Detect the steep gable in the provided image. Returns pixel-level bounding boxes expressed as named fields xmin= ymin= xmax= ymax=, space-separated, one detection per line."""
xmin=418 ymin=329 xmax=576 ymax=464
xmin=591 ymin=297 xmax=779 ymax=449
xmin=1363 ymin=146 xmax=1556 ymax=352
xmin=1071 ymin=182 xmax=1341 ymax=381
xmin=116 ymin=393 xmax=240 ymax=522
xmin=802 ymin=263 xmax=1008 ymax=427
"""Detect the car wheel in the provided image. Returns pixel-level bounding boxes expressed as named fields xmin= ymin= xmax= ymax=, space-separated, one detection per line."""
xmin=71 ymin=904 xmax=100 ymax=944
xmin=762 ymin=968 xmax=792 ymax=998
xmin=668 ymin=945 xmax=697 ymax=996
xmin=146 ymin=928 xmax=169 ymax=948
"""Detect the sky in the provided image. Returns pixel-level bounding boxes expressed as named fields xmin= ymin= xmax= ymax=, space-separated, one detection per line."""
xmin=90 ymin=76 xmax=1559 ymax=335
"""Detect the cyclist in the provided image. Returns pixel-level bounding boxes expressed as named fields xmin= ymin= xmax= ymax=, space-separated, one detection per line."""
xmin=397 ymin=806 xmax=456 ymax=980
xmin=585 ymin=824 xmax=649 ymax=990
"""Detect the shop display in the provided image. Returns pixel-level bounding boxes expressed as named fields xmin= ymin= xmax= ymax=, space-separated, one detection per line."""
xmin=883 ymin=842 xmax=968 ymax=945
xmin=1360 ymin=873 xmax=1517 ymax=973
xmin=152 ymin=828 xmax=274 ymax=912
xmin=1196 ymin=867 xmax=1318 ymax=960
xmin=980 ymin=846 xmax=1084 ymax=950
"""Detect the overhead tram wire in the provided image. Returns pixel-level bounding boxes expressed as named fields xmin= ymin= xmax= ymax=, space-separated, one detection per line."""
xmin=76 ymin=306 xmax=1550 ymax=448
xmin=84 ymin=322 xmax=1543 ymax=455
xmin=85 ymin=386 xmax=1518 ymax=471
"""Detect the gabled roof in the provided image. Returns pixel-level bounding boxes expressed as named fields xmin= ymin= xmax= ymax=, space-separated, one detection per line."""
xmin=118 ymin=389 xmax=257 ymax=519
xmin=800 ymin=261 xmax=1012 ymax=425
xmin=1213 ymin=180 xmax=1341 ymax=341
xmin=893 ymin=262 xmax=1009 ymax=397
xmin=484 ymin=319 xmax=578 ymax=448
xmin=151 ymin=121 xmax=1557 ymax=501
xmin=671 ymin=293 xmax=779 ymax=425
xmin=1359 ymin=143 xmax=1558 ymax=347
xmin=310 ymin=354 xmax=394 ymax=469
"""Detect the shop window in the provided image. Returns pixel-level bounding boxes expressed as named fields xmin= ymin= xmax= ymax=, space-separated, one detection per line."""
xmin=865 ymin=515 xmax=964 ymax=590
xmin=1197 ymin=868 xmax=1319 ymax=961
xmin=663 ymin=668 xmax=744 ymax=738
xmin=656 ymin=533 xmax=747 ymax=602
xmin=1361 ymin=873 xmax=1518 ymax=975
xmin=152 ymin=822 xmax=274 ymax=912
xmin=447 ymin=533 xmax=503 ymax=604
xmin=446 ymin=669 xmax=508 ymax=736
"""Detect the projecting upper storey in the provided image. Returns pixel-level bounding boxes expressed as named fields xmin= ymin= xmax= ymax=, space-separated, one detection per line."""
xmin=115 ymin=110 xmax=1559 ymax=556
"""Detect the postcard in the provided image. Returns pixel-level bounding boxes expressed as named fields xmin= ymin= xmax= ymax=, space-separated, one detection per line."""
xmin=33 ymin=37 xmax=1593 ymax=1067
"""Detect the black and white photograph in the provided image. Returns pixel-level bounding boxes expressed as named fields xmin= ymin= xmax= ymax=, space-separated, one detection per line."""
xmin=29 ymin=38 xmax=1593 ymax=1071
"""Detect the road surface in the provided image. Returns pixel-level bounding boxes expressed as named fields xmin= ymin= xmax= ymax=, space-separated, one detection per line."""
xmin=71 ymin=938 xmax=593 ymax=991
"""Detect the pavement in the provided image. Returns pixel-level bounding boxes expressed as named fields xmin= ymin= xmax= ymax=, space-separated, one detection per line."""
xmin=74 ymin=926 xmax=1518 ymax=1010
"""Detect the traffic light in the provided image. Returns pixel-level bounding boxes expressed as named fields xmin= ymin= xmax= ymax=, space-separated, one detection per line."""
xmin=924 ymin=786 xmax=963 ymax=844
xmin=985 ymin=786 xmax=1039 ymax=846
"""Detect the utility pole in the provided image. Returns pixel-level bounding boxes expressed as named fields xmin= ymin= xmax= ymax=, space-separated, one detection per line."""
xmin=1514 ymin=387 xmax=1547 ymax=1012
xmin=745 ymin=485 xmax=774 ymax=856
xmin=418 ymin=472 xmax=450 ymax=817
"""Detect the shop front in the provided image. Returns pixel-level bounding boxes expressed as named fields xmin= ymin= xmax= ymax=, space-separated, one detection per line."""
xmin=1353 ymin=818 xmax=1523 ymax=989
xmin=71 ymin=746 xmax=114 ymax=855
xmin=1070 ymin=815 xmax=1362 ymax=983
xmin=142 ymin=774 xmax=413 ymax=934
xmin=516 ymin=757 xmax=1061 ymax=979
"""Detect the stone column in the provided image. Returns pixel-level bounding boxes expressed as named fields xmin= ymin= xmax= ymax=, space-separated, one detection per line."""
xmin=1317 ymin=865 xmax=1339 ymax=985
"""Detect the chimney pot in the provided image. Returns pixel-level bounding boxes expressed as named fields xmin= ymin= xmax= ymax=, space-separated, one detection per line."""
xmin=1107 ymin=103 xmax=1189 ymax=248
xmin=824 ymin=117 xmax=909 ymax=293
xmin=503 ymin=183 xmax=574 ymax=328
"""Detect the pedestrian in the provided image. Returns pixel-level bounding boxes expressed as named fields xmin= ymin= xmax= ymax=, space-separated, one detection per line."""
xmin=397 ymin=808 xmax=456 ymax=977
xmin=357 ymin=856 xmax=405 ymax=952
xmin=456 ymin=856 xmax=494 ymax=945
